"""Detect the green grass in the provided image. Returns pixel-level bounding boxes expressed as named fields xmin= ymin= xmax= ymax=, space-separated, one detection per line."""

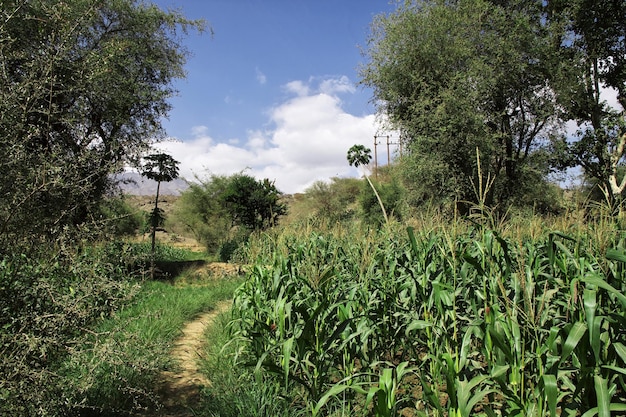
xmin=197 ymin=311 xmax=299 ymax=417
xmin=57 ymin=254 xmax=243 ymax=416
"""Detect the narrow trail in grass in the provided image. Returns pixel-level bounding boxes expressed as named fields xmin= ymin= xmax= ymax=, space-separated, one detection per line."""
xmin=155 ymin=298 xmax=232 ymax=416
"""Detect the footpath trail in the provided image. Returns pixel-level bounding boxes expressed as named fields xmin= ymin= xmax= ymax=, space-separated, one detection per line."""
xmin=153 ymin=298 xmax=232 ymax=416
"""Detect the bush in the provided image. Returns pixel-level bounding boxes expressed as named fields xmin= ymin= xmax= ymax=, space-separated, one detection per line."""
xmin=0 ymin=243 xmax=140 ymax=416
xmin=359 ymin=177 xmax=404 ymax=226
xmin=97 ymin=196 xmax=144 ymax=237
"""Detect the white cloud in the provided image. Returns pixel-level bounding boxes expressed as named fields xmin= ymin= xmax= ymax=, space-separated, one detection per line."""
xmin=602 ymin=83 xmax=622 ymax=112
xmin=154 ymin=76 xmax=383 ymax=194
xmin=284 ymin=80 xmax=310 ymax=97
xmin=319 ymin=75 xmax=356 ymax=95
xmin=255 ymin=67 xmax=267 ymax=85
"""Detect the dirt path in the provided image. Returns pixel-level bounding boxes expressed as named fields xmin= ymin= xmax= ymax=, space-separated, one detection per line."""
xmin=155 ymin=299 xmax=232 ymax=416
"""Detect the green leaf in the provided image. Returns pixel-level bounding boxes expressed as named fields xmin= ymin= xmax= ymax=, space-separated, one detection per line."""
xmin=583 ymin=289 xmax=601 ymax=363
xmin=312 ymin=382 xmax=365 ymax=417
xmin=594 ymin=374 xmax=610 ymax=417
xmin=613 ymin=342 xmax=626 ymax=364
xmin=543 ymin=374 xmax=558 ymax=417
xmin=606 ymin=248 xmax=626 ymax=263
xmin=560 ymin=321 xmax=587 ymax=366
xmin=282 ymin=338 xmax=294 ymax=387
xmin=581 ymin=404 xmax=626 ymax=417
xmin=579 ymin=274 xmax=626 ymax=308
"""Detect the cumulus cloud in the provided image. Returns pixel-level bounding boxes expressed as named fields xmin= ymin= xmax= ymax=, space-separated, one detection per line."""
xmin=155 ymin=76 xmax=384 ymax=194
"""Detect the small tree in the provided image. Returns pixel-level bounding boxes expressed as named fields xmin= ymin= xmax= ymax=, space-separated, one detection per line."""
xmin=221 ymin=174 xmax=287 ymax=231
xmin=347 ymin=144 xmax=389 ymax=225
xmin=141 ymin=153 xmax=180 ymax=278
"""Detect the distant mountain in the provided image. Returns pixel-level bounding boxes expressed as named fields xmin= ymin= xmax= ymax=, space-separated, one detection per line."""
xmin=114 ymin=172 xmax=190 ymax=196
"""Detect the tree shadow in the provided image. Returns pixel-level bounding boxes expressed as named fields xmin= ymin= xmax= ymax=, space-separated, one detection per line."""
xmin=153 ymin=259 xmax=207 ymax=280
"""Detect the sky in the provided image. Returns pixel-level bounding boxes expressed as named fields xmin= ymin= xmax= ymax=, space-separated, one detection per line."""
xmin=147 ymin=0 xmax=400 ymax=194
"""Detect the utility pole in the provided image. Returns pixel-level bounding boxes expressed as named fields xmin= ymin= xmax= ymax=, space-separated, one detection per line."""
xmin=374 ymin=134 xmax=402 ymax=178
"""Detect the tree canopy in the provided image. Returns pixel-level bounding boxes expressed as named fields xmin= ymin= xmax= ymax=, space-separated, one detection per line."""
xmin=548 ymin=0 xmax=626 ymax=205
xmin=360 ymin=0 xmax=623 ymax=211
xmin=0 ymin=0 xmax=203 ymax=246
xmin=220 ymin=174 xmax=287 ymax=231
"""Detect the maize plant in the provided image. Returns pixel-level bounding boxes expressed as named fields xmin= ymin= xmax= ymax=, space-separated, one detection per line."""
xmin=230 ymin=225 xmax=626 ymax=416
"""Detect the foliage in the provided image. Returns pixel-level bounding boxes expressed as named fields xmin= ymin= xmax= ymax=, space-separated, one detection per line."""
xmin=171 ymin=173 xmax=287 ymax=257
xmin=141 ymin=152 xmax=180 ymax=277
xmin=302 ymin=178 xmax=362 ymax=223
xmin=359 ymin=177 xmax=404 ymax=226
xmin=231 ymin=223 xmax=626 ymax=416
xmin=57 ymin=256 xmax=242 ymax=416
xmin=346 ymin=144 xmax=372 ymax=168
xmin=199 ymin=312 xmax=297 ymax=417
xmin=360 ymin=0 xmax=562 ymax=210
xmin=0 ymin=241 xmax=141 ymax=416
xmin=547 ymin=0 xmax=626 ymax=206
xmin=0 ymin=0 xmax=203 ymax=246
xmin=96 ymin=196 xmax=144 ymax=237
xmin=169 ymin=176 xmax=232 ymax=254
xmin=220 ymin=174 xmax=287 ymax=231
xmin=142 ymin=153 xmax=181 ymax=184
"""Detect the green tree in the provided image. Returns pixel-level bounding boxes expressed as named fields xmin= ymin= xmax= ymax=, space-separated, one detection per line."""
xmin=141 ymin=153 xmax=179 ymax=278
xmin=170 ymin=175 xmax=232 ymax=254
xmin=0 ymin=0 xmax=203 ymax=248
xmin=221 ymin=174 xmax=287 ymax=231
xmin=303 ymin=178 xmax=362 ymax=223
xmin=170 ymin=173 xmax=287 ymax=258
xmin=360 ymin=0 xmax=561 ymax=210
xmin=548 ymin=0 xmax=626 ymax=208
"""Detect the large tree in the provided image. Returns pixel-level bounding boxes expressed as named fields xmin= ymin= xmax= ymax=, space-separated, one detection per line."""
xmin=360 ymin=0 xmax=562 ymax=210
xmin=547 ymin=0 xmax=626 ymax=206
xmin=0 ymin=0 xmax=203 ymax=246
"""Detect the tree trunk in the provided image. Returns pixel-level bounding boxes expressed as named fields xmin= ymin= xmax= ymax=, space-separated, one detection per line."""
xmin=150 ymin=180 xmax=161 ymax=280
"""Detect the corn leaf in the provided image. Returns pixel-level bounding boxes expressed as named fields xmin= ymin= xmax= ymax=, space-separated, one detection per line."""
xmin=560 ymin=321 xmax=586 ymax=365
xmin=594 ymin=374 xmax=610 ymax=417
xmin=542 ymin=374 xmax=558 ymax=417
xmin=606 ymin=248 xmax=626 ymax=263
xmin=579 ymin=274 xmax=626 ymax=308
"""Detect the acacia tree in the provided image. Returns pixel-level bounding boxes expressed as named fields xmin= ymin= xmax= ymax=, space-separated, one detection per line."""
xmin=141 ymin=153 xmax=180 ymax=277
xmin=360 ymin=0 xmax=561 ymax=210
xmin=0 ymin=0 xmax=203 ymax=247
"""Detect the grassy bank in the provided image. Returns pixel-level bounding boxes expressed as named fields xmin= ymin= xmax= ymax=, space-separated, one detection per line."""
xmin=56 ymin=246 xmax=243 ymax=416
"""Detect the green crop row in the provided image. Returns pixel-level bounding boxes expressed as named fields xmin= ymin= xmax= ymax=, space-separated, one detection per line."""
xmin=229 ymin=225 xmax=626 ymax=416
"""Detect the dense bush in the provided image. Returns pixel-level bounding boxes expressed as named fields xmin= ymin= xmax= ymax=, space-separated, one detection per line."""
xmin=0 ymin=243 xmax=141 ymax=416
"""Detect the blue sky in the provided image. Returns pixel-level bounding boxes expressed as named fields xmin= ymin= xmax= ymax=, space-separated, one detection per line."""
xmin=148 ymin=0 xmax=400 ymax=193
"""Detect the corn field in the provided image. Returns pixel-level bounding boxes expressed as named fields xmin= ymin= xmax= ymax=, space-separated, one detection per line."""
xmin=230 ymin=223 xmax=626 ymax=416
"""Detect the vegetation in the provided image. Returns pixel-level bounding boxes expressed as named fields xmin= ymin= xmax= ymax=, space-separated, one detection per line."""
xmin=0 ymin=0 xmax=203 ymax=246
xmin=360 ymin=0 xmax=626 ymax=212
xmin=170 ymin=173 xmax=287 ymax=260
xmin=142 ymin=152 xmax=181 ymax=278
xmin=226 ymin=216 xmax=626 ymax=416
xmin=2 ymin=0 xmax=626 ymax=416
xmin=0 ymin=1 xmax=204 ymax=415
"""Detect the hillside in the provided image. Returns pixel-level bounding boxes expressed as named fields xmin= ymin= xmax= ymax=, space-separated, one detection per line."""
xmin=116 ymin=172 xmax=190 ymax=196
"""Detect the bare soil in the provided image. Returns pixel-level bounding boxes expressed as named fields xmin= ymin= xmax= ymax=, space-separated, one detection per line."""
xmin=153 ymin=299 xmax=232 ymax=416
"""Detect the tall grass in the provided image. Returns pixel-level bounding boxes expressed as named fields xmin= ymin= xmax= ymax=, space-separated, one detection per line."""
xmin=56 ymin=250 xmax=242 ymax=416
xmin=229 ymin=218 xmax=626 ymax=416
